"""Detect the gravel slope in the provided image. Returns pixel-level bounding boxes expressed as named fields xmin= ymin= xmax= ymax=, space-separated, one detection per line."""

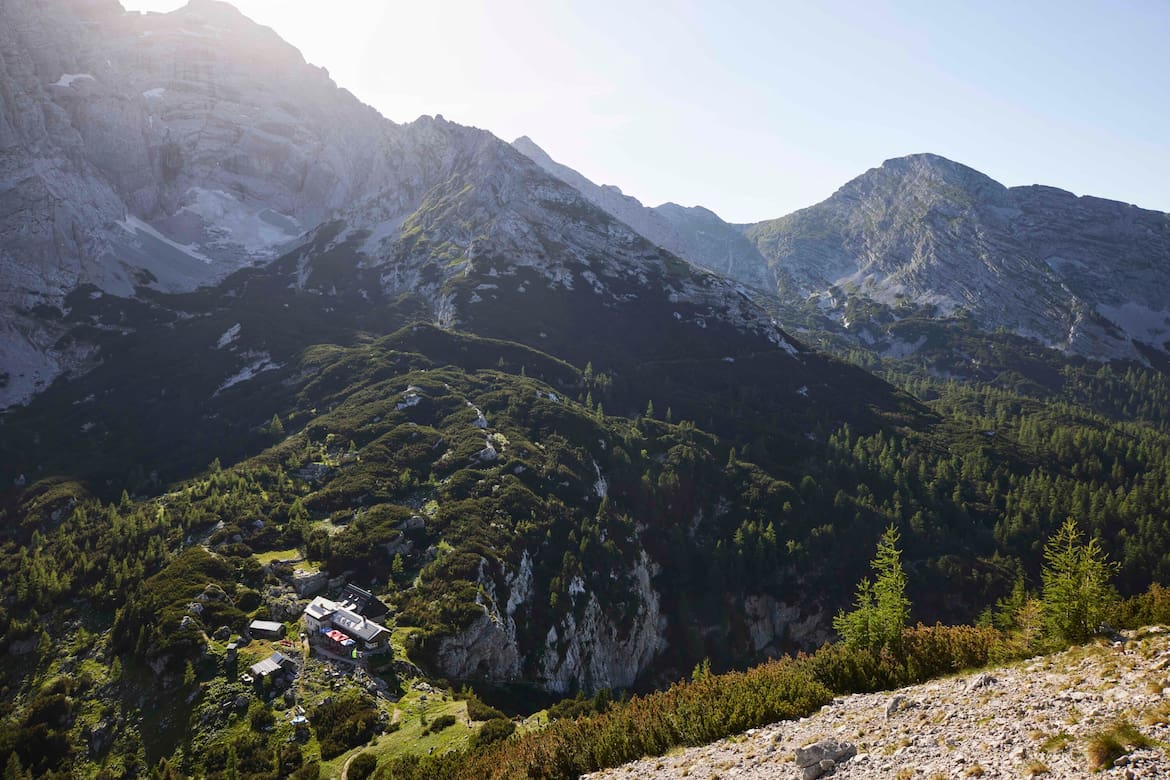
xmin=586 ymin=628 xmax=1170 ymax=779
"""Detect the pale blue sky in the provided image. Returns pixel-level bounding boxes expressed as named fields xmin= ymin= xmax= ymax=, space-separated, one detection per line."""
xmin=122 ymin=0 xmax=1170 ymax=222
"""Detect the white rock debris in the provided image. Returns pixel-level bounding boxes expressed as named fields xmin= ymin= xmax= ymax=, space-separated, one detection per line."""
xmin=587 ymin=628 xmax=1170 ymax=780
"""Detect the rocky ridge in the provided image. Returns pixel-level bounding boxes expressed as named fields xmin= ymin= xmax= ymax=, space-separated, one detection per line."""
xmin=747 ymin=154 xmax=1170 ymax=363
xmin=1 ymin=0 xmax=808 ymax=408
xmin=512 ymin=141 xmax=1170 ymax=366
xmin=587 ymin=628 xmax=1170 ymax=779
xmin=511 ymin=135 xmax=774 ymax=292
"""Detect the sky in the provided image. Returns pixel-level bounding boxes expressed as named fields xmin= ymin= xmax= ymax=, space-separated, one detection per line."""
xmin=120 ymin=0 xmax=1170 ymax=223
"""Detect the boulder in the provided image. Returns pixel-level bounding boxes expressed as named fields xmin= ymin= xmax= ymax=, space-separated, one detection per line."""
xmin=83 ymin=718 xmax=116 ymax=757
xmin=265 ymin=584 xmax=304 ymax=620
xmin=212 ymin=625 xmax=231 ymax=641
xmin=795 ymin=739 xmax=856 ymax=779
xmin=968 ymin=672 xmax=997 ymax=691
xmin=291 ymin=568 xmax=327 ymax=597
xmin=401 ymin=515 xmax=426 ymax=531
xmin=885 ymin=694 xmax=912 ymax=718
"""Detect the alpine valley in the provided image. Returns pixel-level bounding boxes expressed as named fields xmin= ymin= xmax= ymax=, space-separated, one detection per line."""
xmin=2 ymin=2 xmax=1170 ymax=779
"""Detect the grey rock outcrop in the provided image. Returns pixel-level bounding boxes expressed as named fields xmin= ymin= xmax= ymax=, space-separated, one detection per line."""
xmin=433 ymin=549 xmax=667 ymax=694
xmin=512 ymin=140 xmax=1170 ymax=366
xmin=795 ymin=738 xmax=856 ymax=779
xmin=290 ymin=568 xmax=327 ymax=598
xmin=743 ymin=594 xmax=829 ymax=654
xmin=746 ymin=154 xmax=1170 ymax=362
xmin=2 ymin=1 xmax=806 ymax=409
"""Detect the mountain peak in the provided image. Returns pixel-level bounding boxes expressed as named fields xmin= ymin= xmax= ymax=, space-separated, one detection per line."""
xmin=857 ymin=153 xmax=1007 ymax=198
xmin=511 ymin=135 xmax=555 ymax=166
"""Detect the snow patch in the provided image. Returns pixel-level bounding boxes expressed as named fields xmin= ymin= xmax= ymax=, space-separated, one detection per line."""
xmin=216 ymin=323 xmax=241 ymax=349
xmin=142 ymin=87 xmax=166 ymax=99
xmin=119 ymin=215 xmax=213 ymax=264
xmin=216 ymin=353 xmax=279 ymax=393
xmin=179 ymin=188 xmax=301 ymax=256
xmin=53 ymin=73 xmax=94 ymax=87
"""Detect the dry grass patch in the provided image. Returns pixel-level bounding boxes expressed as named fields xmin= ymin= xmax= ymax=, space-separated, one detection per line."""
xmin=1085 ymin=719 xmax=1152 ymax=771
xmin=1040 ymin=732 xmax=1073 ymax=753
xmin=1142 ymin=700 xmax=1170 ymax=726
xmin=1023 ymin=760 xmax=1050 ymax=776
xmin=964 ymin=764 xmax=985 ymax=777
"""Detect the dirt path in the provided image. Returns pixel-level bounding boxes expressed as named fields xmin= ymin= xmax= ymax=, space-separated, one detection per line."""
xmin=338 ymin=752 xmax=356 ymax=780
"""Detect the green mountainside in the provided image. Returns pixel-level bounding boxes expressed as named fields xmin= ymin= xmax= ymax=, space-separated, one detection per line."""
xmin=4 ymin=263 xmax=1170 ymax=777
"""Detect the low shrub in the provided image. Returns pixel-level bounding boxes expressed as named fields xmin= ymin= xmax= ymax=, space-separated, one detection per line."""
xmin=466 ymin=698 xmax=507 ymax=722
xmin=349 ymin=752 xmax=378 ymax=780
xmin=310 ymin=693 xmax=380 ymax=759
xmin=423 ymin=714 xmax=457 ymax=735
xmin=470 ymin=718 xmax=515 ymax=749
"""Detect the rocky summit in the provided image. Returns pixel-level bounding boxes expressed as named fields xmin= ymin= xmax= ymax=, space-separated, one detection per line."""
xmin=747 ymin=154 xmax=1170 ymax=363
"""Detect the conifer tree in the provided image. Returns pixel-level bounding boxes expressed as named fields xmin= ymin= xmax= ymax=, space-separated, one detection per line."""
xmin=834 ymin=524 xmax=909 ymax=651
xmin=1041 ymin=517 xmax=1117 ymax=642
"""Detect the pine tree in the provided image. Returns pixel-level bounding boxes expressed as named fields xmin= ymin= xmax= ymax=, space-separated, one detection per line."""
xmin=5 ymin=753 xmax=29 ymax=780
xmin=833 ymin=524 xmax=909 ymax=651
xmin=1041 ymin=517 xmax=1117 ymax=642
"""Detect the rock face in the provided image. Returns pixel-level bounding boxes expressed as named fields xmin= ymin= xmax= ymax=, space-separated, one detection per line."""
xmin=585 ymin=628 xmax=1170 ymax=779
xmin=0 ymin=0 xmax=463 ymax=405
xmin=434 ymin=550 xmax=667 ymax=693
xmin=743 ymin=594 xmax=829 ymax=654
xmin=746 ymin=154 xmax=1170 ymax=362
